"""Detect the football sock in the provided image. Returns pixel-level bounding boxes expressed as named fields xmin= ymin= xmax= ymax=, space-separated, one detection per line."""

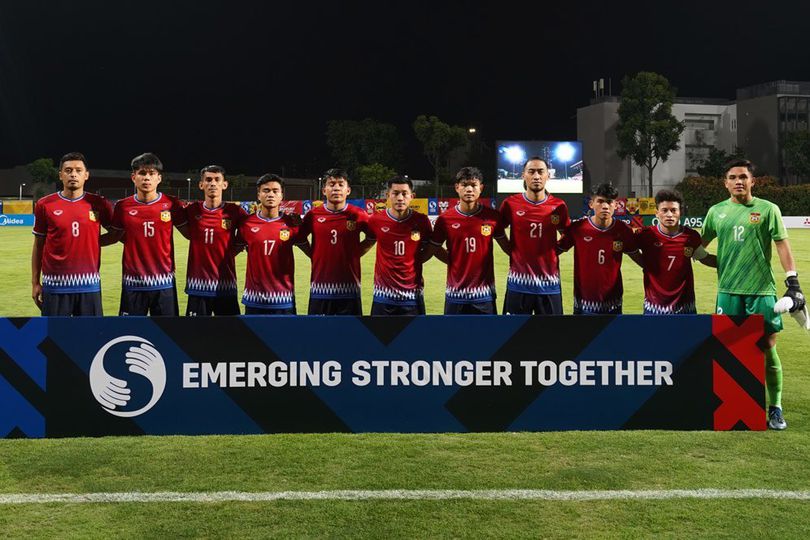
xmin=764 ymin=347 xmax=783 ymax=409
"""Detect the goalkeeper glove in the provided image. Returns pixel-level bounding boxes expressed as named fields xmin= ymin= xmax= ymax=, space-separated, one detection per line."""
xmin=784 ymin=274 xmax=806 ymax=313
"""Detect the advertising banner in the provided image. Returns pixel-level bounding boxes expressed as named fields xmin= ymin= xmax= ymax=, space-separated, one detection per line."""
xmin=0 ymin=214 xmax=35 ymax=226
xmin=0 ymin=315 xmax=765 ymax=437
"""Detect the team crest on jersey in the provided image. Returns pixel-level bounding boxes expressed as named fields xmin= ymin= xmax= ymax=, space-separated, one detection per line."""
xmin=160 ymin=210 xmax=171 ymax=222
xmin=612 ymin=240 xmax=623 ymax=252
xmin=481 ymin=224 xmax=492 ymax=236
xmin=53 ymin=209 xmax=63 ymax=216
xmin=221 ymin=219 xmax=231 ymax=230
xmin=516 ymin=210 xmax=526 ymax=216
xmin=411 ymin=230 xmax=421 ymax=241
xmin=551 ymin=214 xmax=560 ymax=225
xmin=750 ymin=212 xmax=761 ymax=223
xmin=88 ymin=211 xmax=98 ymax=222
xmin=279 ymin=228 xmax=291 ymax=241
xmin=346 ymin=220 xmax=356 ymax=231
xmin=684 ymin=246 xmax=694 ymax=257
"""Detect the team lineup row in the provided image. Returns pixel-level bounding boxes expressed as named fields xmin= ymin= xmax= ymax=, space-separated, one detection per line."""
xmin=31 ymin=152 xmax=805 ymax=428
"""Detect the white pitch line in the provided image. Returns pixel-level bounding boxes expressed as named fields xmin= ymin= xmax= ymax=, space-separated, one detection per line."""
xmin=1 ymin=489 xmax=810 ymax=504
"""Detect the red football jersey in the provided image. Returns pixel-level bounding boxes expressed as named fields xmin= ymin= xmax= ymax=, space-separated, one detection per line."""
xmin=110 ymin=193 xmax=187 ymax=291
xmin=299 ymin=204 xmax=370 ymax=299
xmin=431 ymin=204 xmax=505 ymax=304
xmin=367 ymin=209 xmax=432 ymax=306
xmin=500 ymin=193 xmax=570 ymax=295
xmin=558 ymin=217 xmax=638 ymax=314
xmin=237 ymin=213 xmax=299 ymax=309
xmin=33 ymin=192 xmax=113 ymax=293
xmin=637 ymin=225 xmax=702 ymax=314
xmin=184 ymin=202 xmax=247 ymax=297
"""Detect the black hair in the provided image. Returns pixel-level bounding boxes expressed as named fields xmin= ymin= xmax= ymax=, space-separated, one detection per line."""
xmin=59 ymin=152 xmax=87 ymax=170
xmin=200 ymin=164 xmax=226 ymax=178
xmin=523 ymin=156 xmax=549 ymax=170
xmin=723 ymin=158 xmax=754 ymax=177
xmin=590 ymin=182 xmax=619 ymax=200
xmin=455 ymin=166 xmax=483 ymax=183
xmin=256 ymin=173 xmax=284 ymax=190
xmin=131 ymin=152 xmax=163 ymax=172
xmin=654 ymin=189 xmax=685 ymax=209
xmin=323 ymin=168 xmax=350 ymax=185
xmin=387 ymin=175 xmax=413 ymax=190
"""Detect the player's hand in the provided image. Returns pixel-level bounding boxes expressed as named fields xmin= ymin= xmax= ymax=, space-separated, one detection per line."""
xmin=288 ymin=213 xmax=303 ymax=227
xmin=32 ymin=283 xmax=43 ymax=309
xmin=784 ymin=275 xmax=805 ymax=313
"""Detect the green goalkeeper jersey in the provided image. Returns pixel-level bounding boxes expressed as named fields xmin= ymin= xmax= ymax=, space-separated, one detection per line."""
xmin=702 ymin=197 xmax=787 ymax=296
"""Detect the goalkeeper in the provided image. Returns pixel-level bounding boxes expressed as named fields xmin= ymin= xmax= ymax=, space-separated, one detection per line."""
xmin=702 ymin=159 xmax=805 ymax=430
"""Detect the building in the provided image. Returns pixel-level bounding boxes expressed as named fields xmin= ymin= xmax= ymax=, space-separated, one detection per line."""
xmin=577 ymin=80 xmax=810 ymax=196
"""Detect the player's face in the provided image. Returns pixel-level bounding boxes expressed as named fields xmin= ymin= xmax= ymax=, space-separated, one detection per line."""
xmin=131 ymin=168 xmax=162 ymax=194
xmin=455 ymin=179 xmax=482 ymax=203
xmin=523 ymin=160 xmax=549 ymax=194
xmin=322 ymin=177 xmax=350 ymax=204
xmin=589 ymin=195 xmax=616 ymax=220
xmin=59 ymin=160 xmax=89 ymax=192
xmin=656 ymin=201 xmax=681 ymax=228
xmin=387 ymin=183 xmax=413 ymax=212
xmin=724 ymin=166 xmax=754 ymax=198
xmin=199 ymin=172 xmax=228 ymax=198
xmin=258 ymin=181 xmax=283 ymax=209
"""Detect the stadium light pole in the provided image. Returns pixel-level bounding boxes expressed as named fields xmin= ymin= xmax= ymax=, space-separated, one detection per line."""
xmin=19 ymin=183 xmax=25 ymax=200
xmin=186 ymin=177 xmax=191 ymax=200
xmin=554 ymin=143 xmax=576 ymax=180
xmin=503 ymin=145 xmax=526 ymax=176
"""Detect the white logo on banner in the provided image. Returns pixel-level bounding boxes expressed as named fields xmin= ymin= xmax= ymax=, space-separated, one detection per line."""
xmin=89 ymin=336 xmax=167 ymax=417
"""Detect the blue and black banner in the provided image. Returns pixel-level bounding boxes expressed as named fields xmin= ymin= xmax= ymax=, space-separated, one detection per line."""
xmin=0 ymin=315 xmax=765 ymax=438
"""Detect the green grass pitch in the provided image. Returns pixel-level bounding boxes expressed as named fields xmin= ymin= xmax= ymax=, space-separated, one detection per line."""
xmin=1 ymin=227 xmax=810 ymax=537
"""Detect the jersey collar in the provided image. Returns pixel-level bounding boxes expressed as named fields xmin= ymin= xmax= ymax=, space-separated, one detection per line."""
xmin=202 ymin=201 xmax=225 ymax=212
xmin=323 ymin=203 xmax=348 ymax=214
xmin=134 ymin=192 xmax=163 ymax=205
xmin=587 ymin=216 xmax=614 ymax=231
xmin=386 ymin=208 xmax=412 ymax=222
xmin=57 ymin=192 xmax=86 ymax=202
xmin=656 ymin=223 xmax=683 ymax=238
xmin=455 ymin=203 xmax=482 ymax=217
xmin=256 ymin=212 xmax=282 ymax=223
xmin=522 ymin=192 xmax=548 ymax=205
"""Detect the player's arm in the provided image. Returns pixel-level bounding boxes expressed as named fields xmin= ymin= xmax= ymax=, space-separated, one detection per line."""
xmin=420 ymin=242 xmax=447 ymax=264
xmin=175 ymin=221 xmax=190 ymax=240
xmin=627 ymin=250 xmax=643 ymax=268
xmin=295 ymin=240 xmax=312 ymax=257
xmin=775 ymin=239 xmax=804 ymax=312
xmin=100 ymin=229 xmax=123 ymax=246
xmin=496 ymin=233 xmax=511 ymax=256
xmin=31 ymin=236 xmax=45 ymax=308
xmin=359 ymin=234 xmax=376 ymax=257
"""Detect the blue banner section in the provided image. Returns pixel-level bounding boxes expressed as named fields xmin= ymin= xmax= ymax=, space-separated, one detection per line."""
xmin=0 ymin=214 xmax=34 ymax=226
xmin=0 ymin=315 xmax=765 ymax=437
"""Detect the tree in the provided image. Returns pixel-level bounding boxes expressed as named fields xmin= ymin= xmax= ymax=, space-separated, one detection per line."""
xmin=616 ymin=72 xmax=685 ymax=196
xmin=413 ymin=115 xmax=469 ymax=196
xmin=26 ymin=157 xmax=59 ymax=184
xmin=326 ymin=119 xmax=401 ymax=177
xmin=696 ymin=146 xmax=746 ymax=178
xmin=783 ymin=130 xmax=810 ymax=182
xmin=356 ymin=163 xmax=397 ymax=197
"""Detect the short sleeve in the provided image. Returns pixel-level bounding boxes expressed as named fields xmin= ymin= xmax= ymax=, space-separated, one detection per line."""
xmin=557 ymin=226 xmax=574 ymax=252
xmin=701 ymin=208 xmax=716 ymax=244
xmin=420 ymin=215 xmax=432 ymax=244
xmin=493 ymin=212 xmax=506 ymax=238
xmin=431 ymin=215 xmax=447 ymax=246
xmin=558 ymin=202 xmax=571 ymax=229
xmin=172 ymin=198 xmax=188 ymax=226
xmin=768 ymin=203 xmax=788 ymax=241
xmin=622 ymin=224 xmax=639 ymax=253
xmin=110 ymin=201 xmax=124 ymax=230
xmin=296 ymin=211 xmax=312 ymax=244
xmin=499 ymin=199 xmax=512 ymax=228
xmin=98 ymin=198 xmax=114 ymax=228
xmin=32 ymin=200 xmax=47 ymax=236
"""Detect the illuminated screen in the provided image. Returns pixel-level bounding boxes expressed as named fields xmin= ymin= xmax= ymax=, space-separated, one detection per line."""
xmin=496 ymin=140 xmax=583 ymax=194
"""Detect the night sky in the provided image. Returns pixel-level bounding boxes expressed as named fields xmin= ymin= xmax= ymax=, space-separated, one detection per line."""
xmin=1 ymin=1 xmax=809 ymax=178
